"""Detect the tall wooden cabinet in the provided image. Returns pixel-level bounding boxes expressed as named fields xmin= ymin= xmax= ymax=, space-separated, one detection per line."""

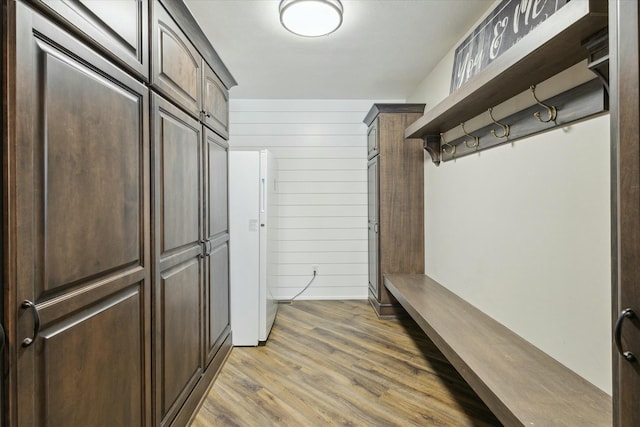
xmin=2 ymin=1 xmax=236 ymax=425
xmin=610 ymin=1 xmax=640 ymax=425
xmin=364 ymin=104 xmax=425 ymax=317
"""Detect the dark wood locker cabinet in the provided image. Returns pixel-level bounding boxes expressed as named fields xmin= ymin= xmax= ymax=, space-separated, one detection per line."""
xmin=9 ymin=3 xmax=151 ymax=425
xmin=364 ymin=104 xmax=425 ymax=318
xmin=150 ymin=1 xmax=234 ymax=424
xmin=202 ymin=64 xmax=230 ymax=139
xmin=203 ymin=129 xmax=230 ymax=366
xmin=151 ymin=93 xmax=204 ymax=427
xmin=610 ymin=0 xmax=640 ymax=424
xmin=3 ymin=0 xmax=236 ymax=425
xmin=151 ymin=0 xmax=202 ymax=118
xmin=26 ymin=0 xmax=150 ymax=81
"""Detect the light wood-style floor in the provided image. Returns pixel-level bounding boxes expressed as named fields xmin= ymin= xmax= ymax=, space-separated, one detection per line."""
xmin=191 ymin=300 xmax=501 ymax=426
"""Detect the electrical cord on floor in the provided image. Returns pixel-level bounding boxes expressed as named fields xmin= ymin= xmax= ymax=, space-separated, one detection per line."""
xmin=279 ymin=270 xmax=316 ymax=304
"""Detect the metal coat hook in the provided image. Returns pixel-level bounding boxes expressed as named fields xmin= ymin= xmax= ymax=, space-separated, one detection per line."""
xmin=530 ymin=85 xmax=557 ymax=123
xmin=440 ymin=133 xmax=456 ymax=156
xmin=488 ymin=107 xmax=510 ymax=138
xmin=461 ymin=122 xmax=479 ymax=148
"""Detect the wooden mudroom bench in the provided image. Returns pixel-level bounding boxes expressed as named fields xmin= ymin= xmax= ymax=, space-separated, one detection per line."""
xmin=384 ymin=274 xmax=611 ymax=427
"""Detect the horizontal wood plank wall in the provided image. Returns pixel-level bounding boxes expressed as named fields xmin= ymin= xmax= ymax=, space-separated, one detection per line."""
xmin=229 ymin=99 xmax=401 ymax=300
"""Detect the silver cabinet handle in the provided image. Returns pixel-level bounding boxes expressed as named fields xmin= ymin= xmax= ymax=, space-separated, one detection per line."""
xmin=21 ymin=300 xmax=40 ymax=347
xmin=614 ymin=308 xmax=636 ymax=362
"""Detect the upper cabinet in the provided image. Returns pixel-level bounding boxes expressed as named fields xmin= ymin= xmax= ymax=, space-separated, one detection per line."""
xmin=151 ymin=0 xmax=202 ymax=118
xmin=28 ymin=0 xmax=149 ymax=81
xmin=367 ymin=118 xmax=378 ymax=159
xmin=202 ymin=61 xmax=230 ymax=139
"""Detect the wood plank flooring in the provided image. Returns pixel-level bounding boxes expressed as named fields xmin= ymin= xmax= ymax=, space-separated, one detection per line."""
xmin=190 ymin=300 xmax=501 ymax=426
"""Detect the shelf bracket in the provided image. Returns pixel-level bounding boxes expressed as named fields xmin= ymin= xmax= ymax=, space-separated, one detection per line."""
xmin=422 ymin=135 xmax=441 ymax=166
xmin=582 ymin=29 xmax=609 ymax=94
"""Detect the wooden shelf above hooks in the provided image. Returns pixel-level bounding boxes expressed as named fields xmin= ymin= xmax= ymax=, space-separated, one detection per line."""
xmin=405 ymin=0 xmax=608 ymax=150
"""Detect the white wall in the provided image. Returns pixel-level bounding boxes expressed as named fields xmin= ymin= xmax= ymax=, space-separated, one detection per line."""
xmin=229 ymin=99 xmax=400 ymax=300
xmin=406 ymin=9 xmax=612 ymax=394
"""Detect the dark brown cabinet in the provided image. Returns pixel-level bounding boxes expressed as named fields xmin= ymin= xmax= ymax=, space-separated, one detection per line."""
xmin=12 ymin=4 xmax=151 ymax=425
xmin=151 ymin=94 xmax=204 ymax=426
xmin=202 ymin=63 xmax=230 ymax=139
xmin=364 ymin=104 xmax=425 ymax=317
xmin=611 ymin=1 xmax=640 ymax=425
xmin=3 ymin=0 xmax=236 ymax=425
xmin=27 ymin=0 xmax=150 ymax=80
xmin=203 ymin=129 xmax=230 ymax=365
xmin=367 ymin=157 xmax=380 ymax=297
xmin=367 ymin=118 xmax=379 ymax=159
xmin=151 ymin=1 xmax=202 ymax=117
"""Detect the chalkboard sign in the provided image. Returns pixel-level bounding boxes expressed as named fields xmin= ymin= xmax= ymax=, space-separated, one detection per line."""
xmin=450 ymin=0 xmax=569 ymax=93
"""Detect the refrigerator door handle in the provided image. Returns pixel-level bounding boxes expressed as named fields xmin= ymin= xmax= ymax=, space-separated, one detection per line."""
xmin=261 ymin=177 xmax=266 ymax=213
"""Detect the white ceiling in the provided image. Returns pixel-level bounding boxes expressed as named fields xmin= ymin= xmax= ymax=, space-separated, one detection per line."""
xmin=185 ymin=0 xmax=493 ymax=100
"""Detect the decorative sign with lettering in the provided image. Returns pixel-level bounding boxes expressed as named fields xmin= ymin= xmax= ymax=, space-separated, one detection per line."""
xmin=450 ymin=0 xmax=569 ymax=93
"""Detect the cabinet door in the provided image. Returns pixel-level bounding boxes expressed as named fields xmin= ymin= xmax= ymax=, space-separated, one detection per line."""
xmin=202 ymin=61 xmax=230 ymax=139
xmin=203 ymin=129 xmax=230 ymax=364
xmin=611 ymin=1 xmax=640 ymax=425
xmin=367 ymin=119 xmax=379 ymax=159
xmin=151 ymin=0 xmax=202 ymax=118
xmin=13 ymin=5 xmax=150 ymax=426
xmin=151 ymin=94 xmax=203 ymax=426
xmin=204 ymin=130 xmax=229 ymax=239
xmin=29 ymin=0 xmax=149 ymax=80
xmin=368 ymin=157 xmax=380 ymax=296
xmin=206 ymin=241 xmax=230 ymax=364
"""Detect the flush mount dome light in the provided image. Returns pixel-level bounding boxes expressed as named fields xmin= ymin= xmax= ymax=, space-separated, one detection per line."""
xmin=279 ymin=0 xmax=343 ymax=37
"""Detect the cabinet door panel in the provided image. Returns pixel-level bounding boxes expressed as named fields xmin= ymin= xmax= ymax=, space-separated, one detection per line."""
xmin=159 ymin=259 xmax=202 ymax=421
xmin=367 ymin=120 xmax=379 ymax=159
xmin=31 ymin=0 xmax=149 ymax=80
xmin=13 ymin=6 xmax=151 ymax=426
xmin=367 ymin=157 xmax=379 ymax=296
xmin=39 ymin=40 xmax=141 ymax=292
xmin=152 ymin=93 xmax=204 ymax=426
xmin=202 ymin=63 xmax=229 ymax=138
xmin=155 ymin=97 xmax=201 ymax=255
xmin=152 ymin=1 xmax=202 ymax=117
xmin=41 ymin=286 xmax=146 ymax=427
xmin=206 ymin=241 xmax=230 ymax=364
xmin=205 ymin=129 xmax=229 ymax=239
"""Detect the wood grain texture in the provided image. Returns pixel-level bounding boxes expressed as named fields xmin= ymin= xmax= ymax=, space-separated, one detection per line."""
xmin=202 ymin=62 xmax=229 ymax=139
xmin=439 ymin=78 xmax=608 ymax=162
xmin=12 ymin=6 xmax=152 ymax=425
xmin=609 ymin=1 xmax=640 ymax=425
xmin=191 ymin=300 xmax=501 ymax=427
xmin=369 ymin=111 xmax=424 ymax=316
xmin=363 ymin=104 xmax=426 ymax=127
xmin=151 ymin=93 xmax=205 ymax=426
xmin=151 ymin=0 xmax=202 ymax=118
xmin=159 ymin=0 xmax=237 ymax=89
xmin=385 ymin=274 xmax=612 ymax=427
xmin=27 ymin=0 xmax=149 ymax=80
xmin=405 ymin=0 xmax=608 ymax=138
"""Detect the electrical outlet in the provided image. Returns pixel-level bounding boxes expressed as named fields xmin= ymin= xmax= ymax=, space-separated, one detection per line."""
xmin=312 ymin=264 xmax=319 ymax=274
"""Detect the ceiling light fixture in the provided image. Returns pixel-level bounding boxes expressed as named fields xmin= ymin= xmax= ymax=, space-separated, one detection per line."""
xmin=279 ymin=0 xmax=343 ymax=37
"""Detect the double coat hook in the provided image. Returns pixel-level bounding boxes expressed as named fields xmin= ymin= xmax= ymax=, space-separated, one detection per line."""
xmin=488 ymin=107 xmax=510 ymax=138
xmin=440 ymin=133 xmax=456 ymax=156
xmin=530 ymin=85 xmax=557 ymax=123
xmin=460 ymin=123 xmax=479 ymax=148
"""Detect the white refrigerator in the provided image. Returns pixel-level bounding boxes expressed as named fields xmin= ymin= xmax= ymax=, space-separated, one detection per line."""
xmin=229 ymin=149 xmax=278 ymax=346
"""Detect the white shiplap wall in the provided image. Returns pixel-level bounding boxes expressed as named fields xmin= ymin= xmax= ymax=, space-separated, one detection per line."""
xmin=229 ymin=99 xmax=400 ymax=300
